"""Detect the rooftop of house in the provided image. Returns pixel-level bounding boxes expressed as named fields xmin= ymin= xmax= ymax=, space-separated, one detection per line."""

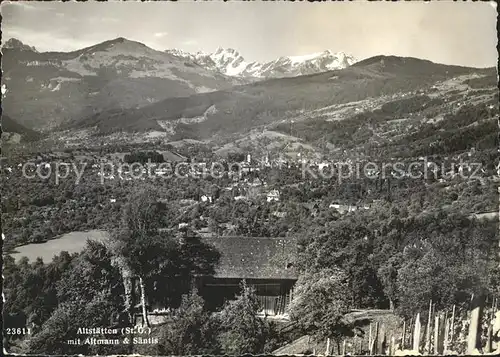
xmin=158 ymin=150 xmax=187 ymax=162
xmin=201 ymin=236 xmax=298 ymax=280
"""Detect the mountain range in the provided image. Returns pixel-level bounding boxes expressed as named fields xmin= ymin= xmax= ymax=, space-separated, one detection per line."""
xmin=165 ymin=47 xmax=356 ymax=78
xmin=1 ymin=37 xmax=243 ymax=130
xmin=1 ymin=37 xmax=356 ymax=132
xmin=1 ymin=37 xmax=498 ymax=160
xmin=62 ymin=55 xmax=498 ymax=160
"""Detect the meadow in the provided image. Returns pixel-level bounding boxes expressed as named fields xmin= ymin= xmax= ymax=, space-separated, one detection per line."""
xmin=11 ymin=229 xmax=109 ymax=263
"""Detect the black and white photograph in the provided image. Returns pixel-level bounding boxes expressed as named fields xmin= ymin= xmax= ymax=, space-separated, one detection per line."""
xmin=1 ymin=1 xmax=499 ymax=355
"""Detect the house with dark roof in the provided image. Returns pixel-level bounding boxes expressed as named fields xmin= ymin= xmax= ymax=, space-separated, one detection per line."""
xmin=196 ymin=236 xmax=298 ymax=316
xmin=129 ymin=236 xmax=298 ymax=325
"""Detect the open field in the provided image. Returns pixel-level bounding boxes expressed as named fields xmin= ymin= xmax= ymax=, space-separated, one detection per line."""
xmin=10 ymin=229 xmax=109 ymax=263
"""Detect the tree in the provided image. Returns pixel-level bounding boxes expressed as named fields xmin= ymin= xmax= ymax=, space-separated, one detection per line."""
xmin=158 ymin=289 xmax=220 ymax=355
xmin=27 ymin=295 xmax=128 ymax=355
xmin=297 ymin=219 xmax=386 ymax=308
xmin=57 ymin=239 xmax=125 ymax=316
xmin=289 ymin=268 xmax=352 ymax=353
xmin=26 ymin=240 xmax=127 ymax=355
xmin=111 ymin=186 xmax=220 ymax=326
xmin=217 ymin=281 xmax=270 ymax=354
xmin=395 ymin=214 xmax=497 ymax=317
xmin=111 ymin=187 xmax=177 ymax=327
xmin=27 ymin=303 xmax=80 ymax=355
xmin=377 ymin=253 xmax=402 ymax=310
xmin=3 ymin=252 xmax=73 ymax=332
xmin=396 ymin=244 xmax=457 ymax=317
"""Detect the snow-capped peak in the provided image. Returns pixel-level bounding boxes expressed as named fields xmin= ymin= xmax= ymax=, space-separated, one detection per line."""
xmin=215 ymin=47 xmax=237 ymax=55
xmin=164 ymin=46 xmax=357 ymax=79
xmin=211 ymin=48 xmax=244 ymax=64
xmin=209 ymin=48 xmax=247 ymax=76
xmin=288 ymin=52 xmax=325 ymax=64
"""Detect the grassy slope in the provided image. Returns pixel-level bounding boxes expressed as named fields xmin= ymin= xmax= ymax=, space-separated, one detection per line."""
xmin=2 ymin=115 xmax=43 ymax=142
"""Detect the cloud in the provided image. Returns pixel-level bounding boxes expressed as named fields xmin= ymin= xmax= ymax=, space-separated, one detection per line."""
xmin=3 ymin=27 xmax=95 ymax=52
xmin=182 ymin=39 xmax=198 ymax=46
xmin=1 ymin=1 xmax=56 ymax=12
xmin=2 ymin=1 xmax=38 ymax=11
xmin=154 ymin=32 xmax=168 ymax=38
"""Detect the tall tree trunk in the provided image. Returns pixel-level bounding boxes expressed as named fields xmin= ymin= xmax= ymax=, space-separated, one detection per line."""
xmin=122 ymin=273 xmax=134 ymax=325
xmin=139 ymin=276 xmax=150 ymax=327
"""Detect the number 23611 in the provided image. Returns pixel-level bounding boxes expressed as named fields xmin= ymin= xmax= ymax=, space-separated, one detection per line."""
xmin=5 ymin=328 xmax=32 ymax=335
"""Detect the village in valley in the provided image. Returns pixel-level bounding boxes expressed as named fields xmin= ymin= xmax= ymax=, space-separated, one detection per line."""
xmin=2 ymin=1 xmax=500 ymax=356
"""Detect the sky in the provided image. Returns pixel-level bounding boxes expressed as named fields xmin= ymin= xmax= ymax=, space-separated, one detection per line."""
xmin=1 ymin=1 xmax=498 ymax=68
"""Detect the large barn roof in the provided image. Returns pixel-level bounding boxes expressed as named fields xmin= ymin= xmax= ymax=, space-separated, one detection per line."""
xmin=201 ymin=236 xmax=298 ymax=280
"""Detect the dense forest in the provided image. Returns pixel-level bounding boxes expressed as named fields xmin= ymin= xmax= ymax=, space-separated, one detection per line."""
xmin=3 ymin=170 xmax=499 ymax=353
